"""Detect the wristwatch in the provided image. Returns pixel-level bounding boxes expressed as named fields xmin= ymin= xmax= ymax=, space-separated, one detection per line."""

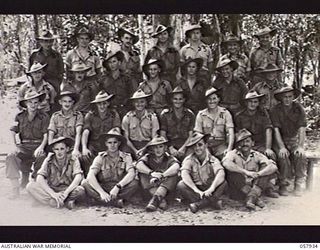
xmin=148 ymin=170 xmax=154 ymax=177
xmin=116 ymin=184 xmax=122 ymax=189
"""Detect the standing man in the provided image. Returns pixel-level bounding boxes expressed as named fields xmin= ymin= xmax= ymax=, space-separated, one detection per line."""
xmin=222 ymin=129 xmax=278 ymax=210
xmin=27 ymin=137 xmax=85 ymax=209
xmin=145 ymin=25 xmax=180 ymax=84
xmin=251 ymin=63 xmax=283 ymax=111
xmin=248 ymin=27 xmax=284 ymax=87
xmin=81 ymin=128 xmax=139 ymax=208
xmin=29 ymin=29 xmax=64 ymax=94
xmin=118 ymin=27 xmax=142 ymax=90
xmin=6 ymin=90 xmax=49 ymax=199
xmin=220 ymin=35 xmax=249 ymax=83
xmin=99 ymin=50 xmax=134 ymax=118
xmin=270 ymin=86 xmax=307 ymax=196
xmin=212 ymin=57 xmax=248 ymax=116
xmin=180 ymin=24 xmax=214 ymax=82
xmin=65 ymin=26 xmax=102 ymax=81
xmin=177 ymin=131 xmax=226 ymax=213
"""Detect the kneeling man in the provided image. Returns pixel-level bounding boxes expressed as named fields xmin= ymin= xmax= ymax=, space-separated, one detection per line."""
xmin=26 ymin=137 xmax=85 ymax=209
xmin=177 ymin=132 xmax=227 ymax=213
xmin=222 ymin=129 xmax=278 ymax=210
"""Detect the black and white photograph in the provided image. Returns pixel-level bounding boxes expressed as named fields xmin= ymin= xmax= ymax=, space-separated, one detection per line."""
xmin=0 ymin=13 xmax=319 ymax=229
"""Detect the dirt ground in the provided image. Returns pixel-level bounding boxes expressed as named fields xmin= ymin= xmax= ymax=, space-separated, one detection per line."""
xmin=1 ymin=87 xmax=320 ymax=226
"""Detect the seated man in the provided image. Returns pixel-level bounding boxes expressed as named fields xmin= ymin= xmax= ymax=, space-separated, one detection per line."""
xmin=6 ymin=90 xmax=49 ymax=199
xmin=222 ymin=129 xmax=278 ymax=210
xmin=135 ymin=135 xmax=180 ymax=212
xmin=26 ymin=137 xmax=85 ymax=209
xmin=177 ymin=132 xmax=226 ymax=213
xmin=270 ymin=86 xmax=307 ymax=196
xmin=81 ymin=128 xmax=139 ymax=208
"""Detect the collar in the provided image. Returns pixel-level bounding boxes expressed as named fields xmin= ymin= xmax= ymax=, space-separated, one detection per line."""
xmin=56 ymin=110 xmax=76 ymax=118
xmin=235 ymin=149 xmax=255 ymax=160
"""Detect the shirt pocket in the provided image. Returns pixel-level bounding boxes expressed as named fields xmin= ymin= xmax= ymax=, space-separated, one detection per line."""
xmin=213 ymin=118 xmax=226 ymax=138
xmin=129 ymin=121 xmax=139 ymax=140
xmin=203 ymin=118 xmax=213 ymax=135
xmin=140 ymin=119 xmax=152 ymax=139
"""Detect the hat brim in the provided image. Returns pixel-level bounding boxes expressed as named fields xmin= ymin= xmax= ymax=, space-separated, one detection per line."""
xmin=56 ymin=92 xmax=79 ymax=103
xmin=19 ymin=92 xmax=46 ymax=108
xmin=130 ymin=93 xmax=152 ymax=100
xmin=69 ymin=66 xmax=92 ymax=73
xmin=221 ymin=39 xmax=244 ymax=46
xmin=100 ymin=133 xmax=127 ymax=146
xmin=205 ymin=88 xmax=222 ymax=98
xmin=151 ymin=27 xmax=173 ymax=38
xmin=254 ymin=29 xmax=277 ymax=38
xmin=142 ymin=60 xmax=165 ymax=76
xmin=118 ymin=28 xmax=139 ymax=44
xmin=90 ymin=94 xmax=114 ymax=104
xmin=102 ymin=51 xmax=125 ymax=68
xmin=185 ymin=26 xmax=202 ymax=38
xmin=256 ymin=68 xmax=283 ymax=74
xmin=46 ymin=137 xmax=75 ymax=153
xmin=216 ymin=60 xmax=239 ymax=71
xmin=26 ymin=64 xmax=48 ymax=74
xmin=274 ymin=89 xmax=301 ymax=101
xmin=185 ymin=134 xmax=206 ymax=148
xmin=181 ymin=58 xmax=204 ymax=74
xmin=36 ymin=36 xmax=58 ymax=41
xmin=75 ymin=32 xmax=94 ymax=41
xmin=235 ymin=134 xmax=252 ymax=145
xmin=146 ymin=140 xmax=168 ymax=149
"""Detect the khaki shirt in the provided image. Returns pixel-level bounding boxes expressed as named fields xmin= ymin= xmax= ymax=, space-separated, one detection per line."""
xmin=180 ymin=42 xmax=213 ymax=71
xmin=90 ymin=150 xmax=134 ymax=184
xmin=194 ymin=107 xmax=234 ymax=140
xmin=38 ymin=153 xmax=83 ymax=189
xmin=65 ymin=46 xmax=102 ymax=77
xmin=251 ymin=80 xmax=282 ymax=110
xmin=222 ymin=149 xmax=271 ymax=182
xmin=122 ymin=110 xmax=159 ymax=142
xmin=139 ymin=80 xmax=172 ymax=110
xmin=48 ymin=110 xmax=84 ymax=139
xmin=181 ymin=149 xmax=224 ymax=186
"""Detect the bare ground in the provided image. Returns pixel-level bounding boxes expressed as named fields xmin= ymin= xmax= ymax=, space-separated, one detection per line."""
xmin=1 ymin=87 xmax=320 ymax=226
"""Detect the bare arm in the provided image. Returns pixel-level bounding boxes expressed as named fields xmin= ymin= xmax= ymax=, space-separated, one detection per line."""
xmin=87 ymin=170 xmax=108 ymax=196
xmin=64 ymin=174 xmax=83 ymax=196
xmin=162 ymin=162 xmax=180 ymax=178
xmin=207 ymin=169 xmax=225 ymax=193
xmin=181 ymin=170 xmax=202 ymax=194
xmin=135 ymin=160 xmax=153 ymax=175
xmin=227 ymin=127 xmax=235 ymax=151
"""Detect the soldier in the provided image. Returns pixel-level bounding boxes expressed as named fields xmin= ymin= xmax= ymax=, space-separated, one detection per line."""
xmin=222 ymin=129 xmax=278 ymax=210
xmin=176 ymin=57 xmax=210 ymax=113
xmin=26 ymin=137 xmax=85 ymax=209
xmin=122 ymin=89 xmax=159 ymax=159
xmin=63 ymin=63 xmax=98 ymax=115
xmin=177 ymin=132 xmax=227 ymax=213
xmin=18 ymin=62 xmax=57 ymax=114
xmin=270 ymin=86 xmax=307 ymax=196
xmin=29 ymin=29 xmax=64 ymax=94
xmin=99 ymin=50 xmax=134 ymax=118
xmin=145 ymin=25 xmax=180 ymax=84
xmin=180 ymin=24 xmax=213 ymax=82
xmin=135 ymin=135 xmax=180 ymax=212
xmin=65 ymin=26 xmax=102 ymax=81
xmin=220 ymin=35 xmax=249 ymax=83
xmin=194 ymin=87 xmax=234 ymax=160
xmin=81 ymin=128 xmax=139 ymax=208
xmin=118 ymin=27 xmax=142 ymax=90
xmin=6 ymin=90 xmax=49 ymax=199
xmin=235 ymin=91 xmax=276 ymax=159
xmin=81 ymin=91 xmax=121 ymax=175
xmin=248 ymin=27 xmax=284 ymax=87
xmin=212 ymin=57 xmax=248 ymax=116
xmin=139 ymin=58 xmax=172 ymax=116
xmin=48 ymin=90 xmax=83 ymax=158
xmin=251 ymin=63 xmax=283 ymax=111
xmin=159 ymin=86 xmax=195 ymax=160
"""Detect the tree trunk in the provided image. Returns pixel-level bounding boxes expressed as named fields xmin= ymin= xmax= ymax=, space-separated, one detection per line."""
xmin=212 ymin=14 xmax=221 ymax=68
xmin=228 ymin=14 xmax=241 ymax=36
xmin=138 ymin=14 xmax=145 ymax=65
xmin=171 ymin=14 xmax=182 ymax=49
xmin=33 ymin=14 xmax=39 ymax=38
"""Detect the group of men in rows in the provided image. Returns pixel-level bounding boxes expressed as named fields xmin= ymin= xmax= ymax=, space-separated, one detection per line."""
xmin=5 ymin=22 xmax=307 ymax=213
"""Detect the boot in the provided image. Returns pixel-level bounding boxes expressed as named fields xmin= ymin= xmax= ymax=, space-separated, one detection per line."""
xmin=279 ymin=186 xmax=289 ymax=196
xmin=265 ymin=188 xmax=279 ymax=198
xmin=211 ymin=200 xmax=223 ymax=210
xmin=255 ymin=198 xmax=265 ymax=208
xmin=113 ymin=199 xmax=125 ymax=208
xmin=294 ymin=183 xmax=303 ymax=197
xmin=65 ymin=200 xmax=76 ymax=210
xmin=245 ymin=196 xmax=256 ymax=210
xmin=159 ymin=198 xmax=168 ymax=210
xmin=189 ymin=199 xmax=210 ymax=213
xmin=9 ymin=187 xmax=20 ymax=200
xmin=20 ymin=172 xmax=30 ymax=189
xmin=146 ymin=195 xmax=161 ymax=212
